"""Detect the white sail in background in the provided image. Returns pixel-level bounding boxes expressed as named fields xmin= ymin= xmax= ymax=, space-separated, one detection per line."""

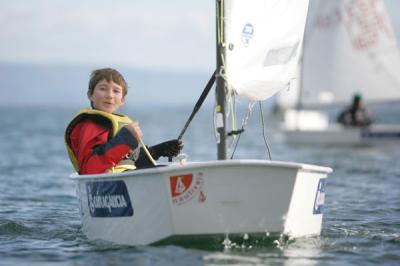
xmin=301 ymin=0 xmax=400 ymax=106
xmin=224 ymin=0 xmax=310 ymax=101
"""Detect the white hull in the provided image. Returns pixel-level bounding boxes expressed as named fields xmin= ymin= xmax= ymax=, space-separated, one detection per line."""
xmin=284 ymin=123 xmax=400 ymax=145
xmin=70 ymin=159 xmax=331 ymax=246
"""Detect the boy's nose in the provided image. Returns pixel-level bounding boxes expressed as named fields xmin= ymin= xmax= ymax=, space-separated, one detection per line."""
xmin=105 ymin=90 xmax=113 ymax=98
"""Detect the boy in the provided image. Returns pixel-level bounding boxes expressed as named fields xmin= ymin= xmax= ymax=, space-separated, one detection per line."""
xmin=65 ymin=68 xmax=183 ymax=174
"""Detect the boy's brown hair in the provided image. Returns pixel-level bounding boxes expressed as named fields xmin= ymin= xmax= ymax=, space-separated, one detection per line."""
xmin=88 ymin=68 xmax=128 ymax=96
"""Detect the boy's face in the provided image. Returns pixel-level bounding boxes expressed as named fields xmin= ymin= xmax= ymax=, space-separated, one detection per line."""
xmin=88 ymin=79 xmax=125 ymax=113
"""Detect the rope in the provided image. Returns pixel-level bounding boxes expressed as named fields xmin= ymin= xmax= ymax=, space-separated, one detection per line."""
xmin=229 ymin=102 xmax=273 ymax=160
xmin=229 ymin=129 xmax=242 ymax=159
xmin=259 ymin=101 xmax=272 ymax=160
xmin=230 ymin=102 xmax=255 ymax=159
xmin=137 ymin=138 xmax=157 ymax=166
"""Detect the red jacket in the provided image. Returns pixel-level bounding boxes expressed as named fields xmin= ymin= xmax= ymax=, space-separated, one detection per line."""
xmin=70 ymin=120 xmax=138 ymax=174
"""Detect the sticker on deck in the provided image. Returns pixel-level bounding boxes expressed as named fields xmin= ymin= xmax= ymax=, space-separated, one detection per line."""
xmin=170 ymin=172 xmax=205 ymax=205
xmin=313 ymin=178 xmax=326 ymax=214
xmin=86 ymin=180 xmax=133 ymax=217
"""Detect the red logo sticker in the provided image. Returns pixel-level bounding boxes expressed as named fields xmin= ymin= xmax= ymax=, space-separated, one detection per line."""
xmin=170 ymin=173 xmax=205 ymax=205
xmin=170 ymin=174 xmax=193 ymax=197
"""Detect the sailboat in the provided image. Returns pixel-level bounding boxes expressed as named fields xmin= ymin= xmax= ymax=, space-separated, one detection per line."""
xmin=278 ymin=0 xmax=400 ymax=145
xmin=69 ymin=0 xmax=332 ymax=247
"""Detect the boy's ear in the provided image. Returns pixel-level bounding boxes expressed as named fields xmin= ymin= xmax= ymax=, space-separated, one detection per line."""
xmin=87 ymin=90 xmax=92 ymax=100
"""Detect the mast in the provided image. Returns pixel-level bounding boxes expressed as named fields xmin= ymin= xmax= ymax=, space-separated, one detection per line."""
xmin=215 ymin=0 xmax=227 ymax=160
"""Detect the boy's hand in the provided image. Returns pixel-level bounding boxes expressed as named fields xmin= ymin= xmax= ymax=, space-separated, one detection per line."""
xmin=125 ymin=121 xmax=142 ymax=140
xmin=149 ymin=139 xmax=183 ymax=160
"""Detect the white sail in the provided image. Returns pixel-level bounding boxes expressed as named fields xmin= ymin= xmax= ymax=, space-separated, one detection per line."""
xmin=301 ymin=0 xmax=400 ymax=106
xmin=224 ymin=0 xmax=310 ymax=101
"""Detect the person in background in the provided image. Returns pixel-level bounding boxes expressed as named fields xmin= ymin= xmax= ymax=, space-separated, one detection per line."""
xmin=337 ymin=93 xmax=373 ymax=127
xmin=64 ymin=68 xmax=183 ymax=175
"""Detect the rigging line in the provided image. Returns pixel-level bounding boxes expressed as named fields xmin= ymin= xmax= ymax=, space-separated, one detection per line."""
xmin=227 ymin=90 xmax=238 ymax=149
xmin=219 ymin=65 xmax=237 ymax=148
xmin=229 ymin=127 xmax=242 ymax=159
xmin=259 ymin=101 xmax=272 ymax=160
xmin=230 ymin=102 xmax=255 ymax=159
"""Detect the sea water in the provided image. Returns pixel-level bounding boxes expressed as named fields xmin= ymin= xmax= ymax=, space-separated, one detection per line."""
xmin=0 ymin=103 xmax=399 ymax=266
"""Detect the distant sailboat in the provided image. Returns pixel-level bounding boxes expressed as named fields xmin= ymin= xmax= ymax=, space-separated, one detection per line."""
xmin=277 ymin=0 xmax=400 ymax=144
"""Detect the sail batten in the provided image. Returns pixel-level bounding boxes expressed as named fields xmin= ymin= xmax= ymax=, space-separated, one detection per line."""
xmin=224 ymin=0 xmax=310 ymax=101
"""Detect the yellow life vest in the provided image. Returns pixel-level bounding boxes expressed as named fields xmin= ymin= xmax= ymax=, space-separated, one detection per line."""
xmin=64 ymin=108 xmax=137 ymax=174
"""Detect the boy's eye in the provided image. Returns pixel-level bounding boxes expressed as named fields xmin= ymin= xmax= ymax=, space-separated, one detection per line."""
xmin=113 ymin=89 xmax=122 ymax=94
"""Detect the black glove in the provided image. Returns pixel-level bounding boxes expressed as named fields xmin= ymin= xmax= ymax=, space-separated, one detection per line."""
xmin=148 ymin=139 xmax=183 ymax=160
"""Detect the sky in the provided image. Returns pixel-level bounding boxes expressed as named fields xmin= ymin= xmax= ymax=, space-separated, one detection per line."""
xmin=0 ymin=0 xmax=215 ymax=71
xmin=0 ymin=0 xmax=399 ymax=107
